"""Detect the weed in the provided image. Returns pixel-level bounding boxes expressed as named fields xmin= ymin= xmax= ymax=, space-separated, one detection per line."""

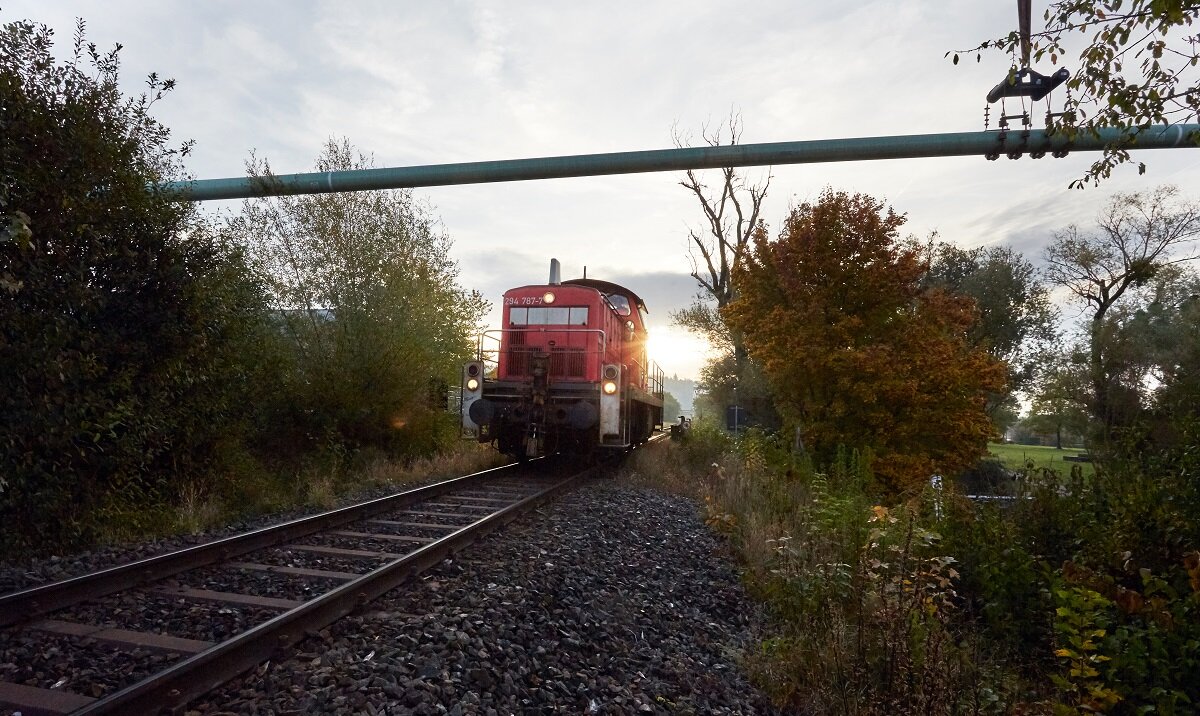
xmin=175 ymin=480 xmax=224 ymax=534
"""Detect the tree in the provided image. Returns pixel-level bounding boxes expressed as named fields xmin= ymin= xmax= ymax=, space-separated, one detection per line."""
xmin=1042 ymin=186 xmax=1200 ymax=436
xmin=670 ymin=114 xmax=780 ymax=428
xmin=924 ymin=242 xmax=1058 ymax=420
xmin=694 ymin=351 xmax=781 ymax=432
xmin=1136 ymin=267 xmax=1200 ymax=416
xmin=0 ymin=19 xmax=269 ymax=552
xmin=229 ymin=139 xmax=488 ymax=456
xmin=662 ymin=392 xmax=682 ymax=424
xmin=1025 ymin=348 xmax=1092 ymax=448
xmin=670 ymin=113 xmax=770 ymax=358
xmin=1139 ymin=269 xmax=1200 ymax=465
xmin=725 ymin=190 xmax=1007 ymax=493
xmin=1087 ymin=266 xmax=1200 ymax=453
xmin=954 ymin=1 xmax=1200 ymax=187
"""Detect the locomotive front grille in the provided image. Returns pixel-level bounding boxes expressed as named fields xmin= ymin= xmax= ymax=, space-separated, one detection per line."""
xmin=507 ymin=331 xmax=531 ymax=376
xmin=501 ymin=329 xmax=593 ymax=380
xmin=550 ymin=347 xmax=586 ymax=378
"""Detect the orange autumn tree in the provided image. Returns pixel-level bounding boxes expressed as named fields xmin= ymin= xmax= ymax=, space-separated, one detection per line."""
xmin=725 ymin=189 xmax=1007 ymax=493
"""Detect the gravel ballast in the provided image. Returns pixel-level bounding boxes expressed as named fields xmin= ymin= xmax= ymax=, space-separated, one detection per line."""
xmin=187 ymin=481 xmax=777 ymax=715
xmin=0 ymin=469 xmax=496 ymax=595
xmin=1 ymin=477 xmax=778 ymax=714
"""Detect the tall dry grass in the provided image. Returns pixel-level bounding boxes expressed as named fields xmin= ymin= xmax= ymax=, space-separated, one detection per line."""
xmin=622 ymin=424 xmax=1015 ymax=714
xmin=172 ymin=441 xmax=505 ymax=535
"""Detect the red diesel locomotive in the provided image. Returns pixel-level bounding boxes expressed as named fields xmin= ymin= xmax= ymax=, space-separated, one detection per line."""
xmin=461 ymin=260 xmax=664 ymax=459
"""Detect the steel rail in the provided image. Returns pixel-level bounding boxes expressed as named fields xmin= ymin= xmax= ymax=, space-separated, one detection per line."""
xmin=0 ymin=462 xmax=526 ymax=627
xmin=163 ymin=124 xmax=1200 ymax=202
xmin=73 ymin=466 xmax=586 ymax=715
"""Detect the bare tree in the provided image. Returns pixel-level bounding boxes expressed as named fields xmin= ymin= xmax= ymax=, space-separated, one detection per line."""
xmin=1043 ymin=185 xmax=1200 ymax=433
xmin=670 ymin=113 xmax=771 ymax=363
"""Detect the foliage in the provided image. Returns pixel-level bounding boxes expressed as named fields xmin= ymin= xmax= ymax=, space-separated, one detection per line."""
xmin=752 ymin=507 xmax=981 ymax=714
xmin=924 ymin=242 xmax=1058 ymax=415
xmin=694 ymin=351 xmax=781 ymax=430
xmin=938 ymin=454 xmax=1200 ymax=712
xmin=636 ymin=372 xmax=1200 ymax=714
xmin=953 ymin=1 xmax=1200 ymax=187
xmin=1050 ymin=582 xmax=1124 ymax=713
xmin=1026 ymin=346 xmax=1093 ymax=448
xmin=1049 ymin=560 xmax=1200 ymax=714
xmin=0 ymin=19 xmax=270 ymax=552
xmin=1136 ymin=268 xmax=1200 ymax=415
xmin=954 ymin=455 xmax=1018 ymax=495
xmin=1089 ymin=266 xmax=1200 ymax=461
xmin=638 ymin=434 xmax=1009 ymax=714
xmin=662 ymin=391 xmax=682 ymax=423
xmin=725 ymin=189 xmax=1008 ymax=493
xmin=1043 ymin=185 xmax=1200 ymax=441
xmin=228 ymin=139 xmax=488 ymax=459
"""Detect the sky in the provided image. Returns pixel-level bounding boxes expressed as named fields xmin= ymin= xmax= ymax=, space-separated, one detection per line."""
xmin=6 ymin=1 xmax=1200 ymax=379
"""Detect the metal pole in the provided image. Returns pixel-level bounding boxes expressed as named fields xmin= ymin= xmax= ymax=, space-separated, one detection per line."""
xmin=165 ymin=124 xmax=1200 ymax=202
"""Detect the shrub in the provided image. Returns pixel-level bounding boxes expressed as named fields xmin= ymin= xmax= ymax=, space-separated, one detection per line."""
xmin=0 ymin=19 xmax=272 ymax=554
xmin=1051 ymin=560 xmax=1200 ymax=714
xmin=228 ymin=140 xmax=488 ymax=462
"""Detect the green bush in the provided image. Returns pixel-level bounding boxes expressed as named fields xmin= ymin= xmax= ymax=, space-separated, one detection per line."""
xmin=682 ymin=432 xmax=1200 ymax=712
xmin=0 ymin=20 xmax=497 ymax=558
xmin=0 ymin=20 xmax=273 ymax=554
xmin=1050 ymin=562 xmax=1200 ymax=714
xmin=228 ymin=139 xmax=488 ymax=463
xmin=936 ymin=458 xmax=1200 ymax=712
xmin=680 ymin=432 xmax=1002 ymax=713
xmin=938 ymin=499 xmax=1054 ymax=665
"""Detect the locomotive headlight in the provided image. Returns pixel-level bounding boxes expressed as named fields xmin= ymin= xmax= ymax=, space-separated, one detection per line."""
xmin=466 ymin=378 xmax=480 ymax=391
xmin=542 ymin=291 xmax=556 ymax=304
xmin=602 ymin=381 xmax=618 ymax=395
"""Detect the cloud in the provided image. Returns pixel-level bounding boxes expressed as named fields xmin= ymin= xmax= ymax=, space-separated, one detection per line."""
xmin=11 ymin=0 xmax=1200 ymax=373
xmin=599 ymin=270 xmax=704 ymax=322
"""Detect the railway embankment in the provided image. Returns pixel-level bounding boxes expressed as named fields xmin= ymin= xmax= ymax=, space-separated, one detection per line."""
xmin=180 ymin=480 xmax=776 ymax=715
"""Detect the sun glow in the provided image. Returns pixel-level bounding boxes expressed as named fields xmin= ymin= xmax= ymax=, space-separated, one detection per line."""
xmin=645 ymin=325 xmax=714 ymax=380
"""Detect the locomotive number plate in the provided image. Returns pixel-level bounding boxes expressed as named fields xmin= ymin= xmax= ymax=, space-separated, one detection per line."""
xmin=504 ymin=296 xmax=543 ymax=305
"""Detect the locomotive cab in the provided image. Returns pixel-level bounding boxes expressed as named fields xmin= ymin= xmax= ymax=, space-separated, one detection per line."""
xmin=463 ymin=260 xmax=664 ymax=459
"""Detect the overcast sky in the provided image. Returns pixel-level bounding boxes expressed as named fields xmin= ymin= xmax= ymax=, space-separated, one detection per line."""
xmin=7 ymin=1 xmax=1200 ymax=379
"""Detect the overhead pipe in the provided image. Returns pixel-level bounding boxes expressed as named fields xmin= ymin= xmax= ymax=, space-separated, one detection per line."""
xmin=164 ymin=124 xmax=1200 ymax=202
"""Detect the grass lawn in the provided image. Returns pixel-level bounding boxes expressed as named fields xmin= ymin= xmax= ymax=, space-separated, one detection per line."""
xmin=987 ymin=442 xmax=1092 ymax=474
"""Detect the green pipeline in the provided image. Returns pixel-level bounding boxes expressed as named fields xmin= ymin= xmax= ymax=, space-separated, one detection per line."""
xmin=165 ymin=124 xmax=1200 ymax=202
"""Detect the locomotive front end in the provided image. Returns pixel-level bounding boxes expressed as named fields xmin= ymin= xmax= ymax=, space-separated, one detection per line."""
xmin=463 ymin=285 xmax=604 ymax=457
xmin=463 ymin=261 xmax=664 ymax=459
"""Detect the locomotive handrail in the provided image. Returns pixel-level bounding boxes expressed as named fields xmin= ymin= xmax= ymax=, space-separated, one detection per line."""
xmin=477 ymin=327 xmax=609 ymax=381
xmin=478 ymin=327 xmax=608 ymax=356
xmin=629 ymin=353 xmax=665 ymax=396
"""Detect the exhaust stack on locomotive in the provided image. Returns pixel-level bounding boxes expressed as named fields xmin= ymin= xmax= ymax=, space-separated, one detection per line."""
xmin=462 ymin=260 xmax=665 ymax=459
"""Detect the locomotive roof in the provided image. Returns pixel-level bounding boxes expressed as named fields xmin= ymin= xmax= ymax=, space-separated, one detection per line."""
xmin=562 ymin=278 xmax=647 ymax=313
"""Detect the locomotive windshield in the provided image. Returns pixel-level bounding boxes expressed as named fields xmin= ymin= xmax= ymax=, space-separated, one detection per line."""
xmin=509 ymin=306 xmax=589 ymax=326
xmin=606 ymin=294 xmax=632 ymax=316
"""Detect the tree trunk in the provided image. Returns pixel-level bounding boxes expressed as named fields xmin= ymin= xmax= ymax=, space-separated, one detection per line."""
xmin=1089 ymin=312 xmax=1115 ymax=450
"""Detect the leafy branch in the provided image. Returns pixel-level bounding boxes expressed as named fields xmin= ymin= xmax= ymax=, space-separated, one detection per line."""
xmin=950 ymin=1 xmax=1200 ymax=188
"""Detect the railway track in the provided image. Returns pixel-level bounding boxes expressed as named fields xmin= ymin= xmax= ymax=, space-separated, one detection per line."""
xmin=0 ymin=457 xmax=601 ymax=715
